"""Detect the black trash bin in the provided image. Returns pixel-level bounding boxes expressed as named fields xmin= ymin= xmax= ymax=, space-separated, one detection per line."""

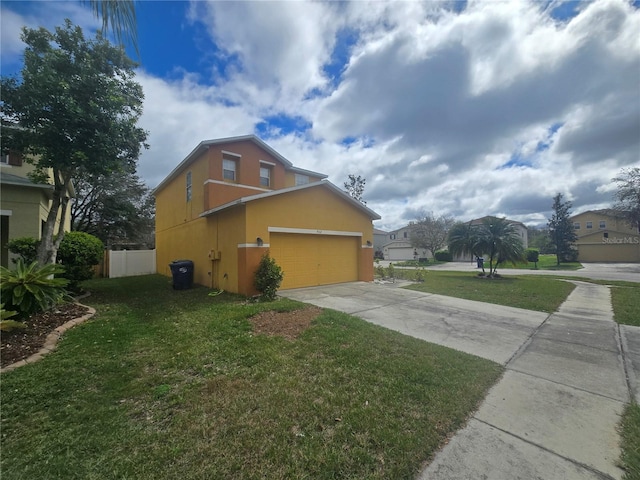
xmin=476 ymin=257 xmax=484 ymax=269
xmin=169 ymin=260 xmax=194 ymax=290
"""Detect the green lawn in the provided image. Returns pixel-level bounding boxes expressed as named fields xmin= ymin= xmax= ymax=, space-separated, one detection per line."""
xmin=403 ymin=270 xmax=576 ymax=312
xmin=610 ymin=282 xmax=640 ymax=327
xmin=620 ymin=403 xmax=640 ymax=480
xmin=0 ymin=275 xmax=502 ymax=480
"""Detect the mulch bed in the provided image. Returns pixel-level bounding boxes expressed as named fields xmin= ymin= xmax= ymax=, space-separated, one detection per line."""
xmin=1 ymin=303 xmax=90 ymax=368
xmin=248 ymin=306 xmax=322 ymax=341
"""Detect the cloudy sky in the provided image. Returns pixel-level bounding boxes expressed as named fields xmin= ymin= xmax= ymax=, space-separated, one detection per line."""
xmin=2 ymin=0 xmax=639 ymax=231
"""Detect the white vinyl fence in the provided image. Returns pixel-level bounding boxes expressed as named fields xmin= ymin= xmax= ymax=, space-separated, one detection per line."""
xmin=108 ymin=249 xmax=156 ymax=278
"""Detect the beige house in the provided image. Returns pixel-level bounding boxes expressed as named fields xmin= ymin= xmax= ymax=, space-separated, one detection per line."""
xmin=0 ymin=151 xmax=73 ymax=267
xmin=571 ymin=209 xmax=639 ymax=262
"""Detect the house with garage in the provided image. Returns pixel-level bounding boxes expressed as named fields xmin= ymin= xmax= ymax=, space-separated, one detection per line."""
xmin=570 ymin=209 xmax=639 ymax=262
xmin=0 ymin=151 xmax=73 ymax=267
xmin=153 ymin=135 xmax=380 ymax=295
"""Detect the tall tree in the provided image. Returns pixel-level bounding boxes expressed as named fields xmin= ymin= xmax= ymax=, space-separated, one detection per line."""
xmin=448 ymin=217 xmax=525 ymax=277
xmin=344 ymin=174 xmax=367 ymax=204
xmin=547 ymin=193 xmax=578 ymax=265
xmin=612 ymin=167 xmax=640 ymax=231
xmin=72 ymin=169 xmax=154 ymax=247
xmin=410 ymin=212 xmax=455 ymax=259
xmin=527 ymin=226 xmax=555 ymax=254
xmin=1 ymin=21 xmax=148 ymax=265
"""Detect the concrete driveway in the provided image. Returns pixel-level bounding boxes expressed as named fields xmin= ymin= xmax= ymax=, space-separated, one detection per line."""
xmin=280 ymin=281 xmax=549 ymax=365
xmin=280 ymin=279 xmax=638 ymax=479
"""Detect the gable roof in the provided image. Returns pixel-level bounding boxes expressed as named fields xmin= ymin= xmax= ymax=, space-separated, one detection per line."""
xmin=153 ymin=134 xmax=327 ymax=194
xmin=571 ymin=209 xmax=625 ymax=219
xmin=200 ymin=179 xmax=381 ymax=220
xmin=467 ymin=215 xmax=526 ymax=228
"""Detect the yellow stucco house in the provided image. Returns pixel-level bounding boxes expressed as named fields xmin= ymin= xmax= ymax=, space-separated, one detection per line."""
xmin=153 ymin=135 xmax=381 ymax=295
xmin=0 ymin=151 xmax=73 ymax=267
xmin=571 ymin=209 xmax=640 ymax=262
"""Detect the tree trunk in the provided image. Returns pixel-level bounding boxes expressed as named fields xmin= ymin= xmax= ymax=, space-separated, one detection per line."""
xmin=36 ymin=173 xmax=71 ymax=265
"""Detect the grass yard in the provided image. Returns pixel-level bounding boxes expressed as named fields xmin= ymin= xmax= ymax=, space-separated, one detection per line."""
xmin=620 ymin=403 xmax=640 ymax=480
xmin=609 ymin=282 xmax=640 ymax=327
xmin=0 ymin=275 xmax=502 ymax=480
xmin=495 ymin=254 xmax=582 ymax=271
xmin=404 ymin=270 xmax=575 ymax=312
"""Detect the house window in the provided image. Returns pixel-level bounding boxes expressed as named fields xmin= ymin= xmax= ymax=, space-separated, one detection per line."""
xmin=586 ymin=222 xmax=593 ymax=229
xmin=186 ymin=171 xmax=192 ymax=202
xmin=599 ymin=220 xmax=606 ymax=229
xmin=404 ymin=231 xmax=408 ymax=238
xmin=390 ymin=234 xmax=396 ymax=240
xmin=0 ymin=152 xmax=8 ymax=164
xmin=260 ymin=166 xmax=271 ymax=187
xmin=604 ymin=232 xmax=609 ymax=238
xmin=573 ymin=222 xmax=580 ymax=230
xmin=223 ymin=158 xmax=237 ymax=182
xmin=295 ymin=174 xmax=309 ymax=186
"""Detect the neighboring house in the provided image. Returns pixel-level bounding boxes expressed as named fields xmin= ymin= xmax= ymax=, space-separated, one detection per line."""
xmin=153 ymin=135 xmax=381 ymax=295
xmin=570 ymin=209 xmax=639 ymax=262
xmin=0 ymin=151 xmax=73 ymax=267
xmin=373 ymin=228 xmax=388 ymax=257
xmin=452 ymin=216 xmax=529 ymax=262
xmin=381 ymin=223 xmax=431 ymax=261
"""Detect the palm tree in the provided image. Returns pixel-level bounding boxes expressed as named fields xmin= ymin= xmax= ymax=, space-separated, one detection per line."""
xmin=475 ymin=217 xmax=525 ymax=276
xmin=85 ymin=0 xmax=138 ymax=53
xmin=448 ymin=221 xmax=485 ymax=271
xmin=448 ymin=217 xmax=525 ymax=277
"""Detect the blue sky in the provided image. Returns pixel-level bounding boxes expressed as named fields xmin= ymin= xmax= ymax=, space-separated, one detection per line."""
xmin=2 ymin=0 xmax=639 ymax=230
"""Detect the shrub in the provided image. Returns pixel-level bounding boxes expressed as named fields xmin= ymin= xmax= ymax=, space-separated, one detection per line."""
xmin=6 ymin=237 xmax=39 ymax=264
xmin=0 ymin=303 xmax=25 ymax=333
xmin=58 ymin=232 xmax=104 ymax=291
xmin=526 ymin=249 xmax=540 ymax=268
xmin=375 ymin=265 xmax=385 ymax=278
xmin=434 ymin=250 xmax=452 ymax=261
xmin=386 ymin=263 xmax=395 ymax=279
xmin=254 ymin=252 xmax=284 ymax=302
xmin=0 ymin=260 xmax=69 ymax=317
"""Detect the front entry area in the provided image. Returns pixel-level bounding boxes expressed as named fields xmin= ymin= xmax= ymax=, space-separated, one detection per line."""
xmin=269 ymin=233 xmax=359 ymax=289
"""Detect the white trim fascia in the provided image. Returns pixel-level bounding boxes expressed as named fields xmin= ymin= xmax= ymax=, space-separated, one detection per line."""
xmin=288 ymin=165 xmax=328 ymax=179
xmin=222 ymin=150 xmax=241 ymax=158
xmin=1 ymin=209 xmax=13 ymax=216
xmin=269 ymin=226 xmax=362 ymax=237
xmin=361 ymin=244 xmax=373 ymax=248
xmin=204 ymin=179 xmax=270 ymax=192
xmin=238 ymin=243 xmax=271 ymax=248
xmin=259 ymin=159 xmax=276 ymax=166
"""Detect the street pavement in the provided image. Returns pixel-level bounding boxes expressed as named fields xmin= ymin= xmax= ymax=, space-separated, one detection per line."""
xmin=281 ymin=269 xmax=639 ymax=479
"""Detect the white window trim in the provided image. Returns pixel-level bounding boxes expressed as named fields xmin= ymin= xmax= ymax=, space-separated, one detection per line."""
xmin=1 ymin=210 xmax=13 ymax=216
xmin=221 ymin=150 xmax=241 ymax=158
xmin=237 ymin=243 xmax=271 ymax=248
xmin=204 ymin=179 xmax=270 ymax=192
xmin=260 ymin=166 xmax=271 ymax=187
xmin=268 ymin=226 xmax=362 ymax=237
xmin=259 ymin=159 xmax=276 ymax=166
xmin=223 ymin=158 xmax=237 ymax=181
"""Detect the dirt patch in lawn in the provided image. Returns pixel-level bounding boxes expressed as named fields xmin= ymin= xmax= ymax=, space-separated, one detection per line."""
xmin=1 ymin=303 xmax=90 ymax=368
xmin=249 ymin=306 xmax=322 ymax=340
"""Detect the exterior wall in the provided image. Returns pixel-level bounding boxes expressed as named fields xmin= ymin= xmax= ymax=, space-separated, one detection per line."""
xmin=571 ymin=211 xmax=640 ymax=262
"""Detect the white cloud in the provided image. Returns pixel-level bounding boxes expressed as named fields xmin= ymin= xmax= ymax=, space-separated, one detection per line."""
xmin=2 ymin=0 xmax=638 ymax=230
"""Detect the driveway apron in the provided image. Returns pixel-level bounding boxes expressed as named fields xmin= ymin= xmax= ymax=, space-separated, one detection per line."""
xmin=281 ymin=280 xmax=636 ymax=480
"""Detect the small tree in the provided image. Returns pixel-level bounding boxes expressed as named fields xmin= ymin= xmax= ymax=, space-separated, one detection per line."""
xmin=254 ymin=252 xmax=284 ymax=302
xmin=6 ymin=237 xmax=39 ymax=264
xmin=344 ymin=174 xmax=367 ymax=204
xmin=612 ymin=167 xmax=640 ymax=231
xmin=547 ymin=193 xmax=578 ymax=265
xmin=410 ymin=212 xmax=455 ymax=259
xmin=526 ymin=248 xmax=540 ymax=269
xmin=57 ymin=232 xmax=104 ymax=291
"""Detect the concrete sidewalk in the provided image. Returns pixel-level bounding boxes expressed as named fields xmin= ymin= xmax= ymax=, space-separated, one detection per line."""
xmin=421 ymin=281 xmax=633 ymax=480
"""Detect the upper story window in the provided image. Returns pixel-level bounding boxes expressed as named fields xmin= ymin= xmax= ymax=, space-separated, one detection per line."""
xmin=295 ymin=174 xmax=309 ymax=186
xmin=0 ymin=150 xmax=21 ymax=166
xmin=223 ymin=158 xmax=237 ymax=182
xmin=186 ymin=171 xmax=192 ymax=202
xmin=0 ymin=153 xmax=8 ymax=164
xmin=390 ymin=234 xmax=396 ymax=240
xmin=260 ymin=166 xmax=271 ymax=187
xmin=403 ymin=231 xmax=408 ymax=238
xmin=599 ymin=220 xmax=606 ymax=229
xmin=573 ymin=222 xmax=580 ymax=230
xmin=586 ymin=221 xmax=593 ymax=229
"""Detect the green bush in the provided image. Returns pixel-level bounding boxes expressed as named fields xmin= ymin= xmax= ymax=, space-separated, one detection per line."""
xmin=254 ymin=252 xmax=284 ymax=302
xmin=6 ymin=237 xmax=39 ymax=264
xmin=0 ymin=260 xmax=69 ymax=317
xmin=58 ymin=232 xmax=104 ymax=291
xmin=386 ymin=263 xmax=395 ymax=278
xmin=434 ymin=250 xmax=452 ymax=261
xmin=526 ymin=248 xmax=540 ymax=268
